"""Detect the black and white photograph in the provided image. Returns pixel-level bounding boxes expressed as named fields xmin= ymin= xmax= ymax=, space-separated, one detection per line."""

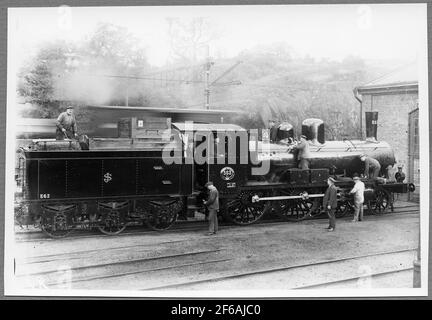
xmin=4 ymin=3 xmax=429 ymax=298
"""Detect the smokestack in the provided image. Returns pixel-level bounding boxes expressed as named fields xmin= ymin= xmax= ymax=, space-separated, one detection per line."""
xmin=365 ymin=111 xmax=378 ymax=140
xmin=277 ymin=122 xmax=294 ymax=141
xmin=302 ymin=118 xmax=325 ymax=144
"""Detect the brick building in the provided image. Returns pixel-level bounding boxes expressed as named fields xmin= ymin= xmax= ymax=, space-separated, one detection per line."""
xmin=354 ymin=64 xmax=419 ymax=201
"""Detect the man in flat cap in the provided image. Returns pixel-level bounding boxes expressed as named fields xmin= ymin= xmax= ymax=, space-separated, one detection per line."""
xmin=350 ymin=173 xmax=365 ymax=222
xmin=56 ymin=106 xmax=78 ymax=140
xmin=293 ymin=134 xmax=311 ymax=169
xmin=359 ymin=154 xmax=381 ymax=179
xmin=203 ymin=181 xmax=219 ymax=235
xmin=323 ymin=177 xmax=338 ymax=231
xmin=395 ymin=165 xmax=406 ymax=183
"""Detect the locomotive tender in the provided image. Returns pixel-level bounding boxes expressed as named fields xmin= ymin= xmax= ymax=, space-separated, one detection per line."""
xmin=14 ymin=116 xmax=414 ymax=238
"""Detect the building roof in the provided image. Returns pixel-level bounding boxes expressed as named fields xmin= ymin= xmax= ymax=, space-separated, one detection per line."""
xmin=87 ymin=105 xmax=242 ymax=124
xmin=87 ymin=105 xmax=239 ymax=115
xmin=172 ymin=122 xmax=246 ymax=132
xmin=356 ymin=63 xmax=418 ymax=94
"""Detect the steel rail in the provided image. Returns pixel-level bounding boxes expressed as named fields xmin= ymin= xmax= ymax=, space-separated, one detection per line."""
xmin=44 ymin=258 xmax=232 ymax=287
xmin=16 ymin=248 xmax=223 ymax=277
xmin=294 ymin=267 xmax=414 ymax=289
xmin=141 ymin=248 xmax=417 ymax=290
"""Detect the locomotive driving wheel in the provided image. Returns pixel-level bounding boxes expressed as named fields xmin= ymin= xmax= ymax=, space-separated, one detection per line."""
xmin=335 ymin=191 xmax=354 ymax=218
xmin=97 ymin=201 xmax=128 ymax=235
xmin=225 ymin=191 xmax=270 ymax=225
xmin=274 ymin=189 xmax=317 ymax=222
xmin=40 ymin=204 xmax=75 ymax=238
xmin=367 ymin=188 xmax=391 ymax=215
xmin=335 ymin=200 xmax=353 ymax=218
xmin=144 ymin=199 xmax=181 ymax=231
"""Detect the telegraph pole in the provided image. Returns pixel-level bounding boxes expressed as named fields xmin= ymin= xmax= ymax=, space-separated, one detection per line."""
xmin=205 ymin=59 xmax=212 ymax=110
xmin=203 ymin=45 xmax=242 ymax=110
xmin=204 ymin=45 xmax=213 ymax=110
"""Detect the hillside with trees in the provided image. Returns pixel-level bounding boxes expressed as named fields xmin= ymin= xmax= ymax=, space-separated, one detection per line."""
xmin=17 ymin=22 xmax=401 ymax=140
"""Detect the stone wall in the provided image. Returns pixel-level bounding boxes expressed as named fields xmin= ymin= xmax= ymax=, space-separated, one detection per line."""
xmin=360 ymin=91 xmax=418 ymax=169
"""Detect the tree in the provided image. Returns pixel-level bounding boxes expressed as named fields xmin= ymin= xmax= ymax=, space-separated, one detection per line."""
xmin=17 ymin=40 xmax=76 ymax=117
xmin=207 ymin=49 xmax=366 ymax=139
xmin=17 ymin=23 xmax=153 ymax=118
xmin=167 ymin=17 xmax=218 ymax=65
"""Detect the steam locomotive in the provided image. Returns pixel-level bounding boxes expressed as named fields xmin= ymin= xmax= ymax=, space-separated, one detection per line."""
xmin=14 ymin=116 xmax=414 ymax=238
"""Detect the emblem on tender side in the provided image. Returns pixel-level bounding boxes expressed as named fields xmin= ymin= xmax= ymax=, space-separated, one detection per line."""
xmin=104 ymin=172 xmax=112 ymax=183
xmin=220 ymin=167 xmax=235 ymax=181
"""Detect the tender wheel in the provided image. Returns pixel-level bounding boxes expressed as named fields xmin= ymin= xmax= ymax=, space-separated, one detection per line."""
xmin=274 ymin=189 xmax=315 ymax=222
xmin=97 ymin=202 xmax=128 ymax=235
xmin=14 ymin=202 xmax=29 ymax=229
xmin=144 ymin=199 xmax=181 ymax=231
xmin=367 ymin=188 xmax=390 ymax=214
xmin=225 ymin=191 xmax=270 ymax=225
xmin=40 ymin=204 xmax=75 ymax=238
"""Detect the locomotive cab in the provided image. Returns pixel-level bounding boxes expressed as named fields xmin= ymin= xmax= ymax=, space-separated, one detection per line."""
xmin=172 ymin=122 xmax=249 ymax=196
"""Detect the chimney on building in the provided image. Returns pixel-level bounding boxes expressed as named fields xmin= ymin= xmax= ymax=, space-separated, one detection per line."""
xmin=365 ymin=111 xmax=378 ymax=141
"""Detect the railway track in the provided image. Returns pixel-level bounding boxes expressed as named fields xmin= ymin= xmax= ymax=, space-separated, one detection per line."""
xmin=294 ymin=267 xmax=414 ymax=289
xmin=18 ymin=248 xmax=416 ymax=291
xmin=141 ymin=248 xmax=417 ymax=290
xmin=12 ymin=208 xmax=419 ymax=291
xmin=15 ymin=244 xmax=417 ymax=291
xmin=15 ymin=246 xmax=232 ymax=290
xmin=14 ymin=204 xmax=420 ymax=242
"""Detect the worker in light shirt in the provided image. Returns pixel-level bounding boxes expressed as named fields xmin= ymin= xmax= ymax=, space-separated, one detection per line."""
xmin=350 ymin=173 xmax=365 ymax=222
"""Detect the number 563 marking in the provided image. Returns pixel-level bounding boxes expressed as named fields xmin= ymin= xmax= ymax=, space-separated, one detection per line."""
xmin=39 ymin=194 xmax=50 ymax=199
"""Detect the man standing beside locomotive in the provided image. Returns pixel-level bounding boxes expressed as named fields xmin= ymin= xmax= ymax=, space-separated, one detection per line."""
xmin=323 ymin=177 xmax=338 ymax=232
xmin=350 ymin=174 xmax=365 ymax=222
xmin=203 ymin=181 xmax=219 ymax=236
xmin=360 ymin=154 xmax=381 ymax=179
xmin=293 ymin=135 xmax=311 ymax=169
xmin=56 ymin=106 xmax=78 ymax=140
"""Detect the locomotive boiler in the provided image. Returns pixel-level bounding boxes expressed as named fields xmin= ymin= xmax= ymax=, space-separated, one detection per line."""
xmin=259 ymin=118 xmax=395 ymax=182
xmin=219 ymin=118 xmax=410 ymax=225
xmin=14 ymin=115 xmax=414 ymax=238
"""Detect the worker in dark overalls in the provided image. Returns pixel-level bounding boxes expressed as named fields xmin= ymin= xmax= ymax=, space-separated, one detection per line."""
xmin=360 ymin=154 xmax=381 ymax=179
xmin=294 ymin=135 xmax=311 ymax=169
xmin=203 ymin=181 xmax=219 ymax=236
xmin=56 ymin=106 xmax=78 ymax=140
xmin=323 ymin=177 xmax=338 ymax=232
xmin=395 ymin=165 xmax=406 ymax=182
xmin=268 ymin=119 xmax=278 ymax=143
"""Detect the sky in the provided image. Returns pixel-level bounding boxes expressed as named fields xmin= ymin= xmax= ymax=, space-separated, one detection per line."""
xmin=8 ymin=4 xmax=427 ymax=67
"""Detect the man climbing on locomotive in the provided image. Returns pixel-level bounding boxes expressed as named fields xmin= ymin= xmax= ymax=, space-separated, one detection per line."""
xmin=360 ymin=154 xmax=381 ymax=179
xmin=56 ymin=106 xmax=78 ymax=140
xmin=268 ymin=119 xmax=278 ymax=143
xmin=292 ymin=134 xmax=311 ymax=169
